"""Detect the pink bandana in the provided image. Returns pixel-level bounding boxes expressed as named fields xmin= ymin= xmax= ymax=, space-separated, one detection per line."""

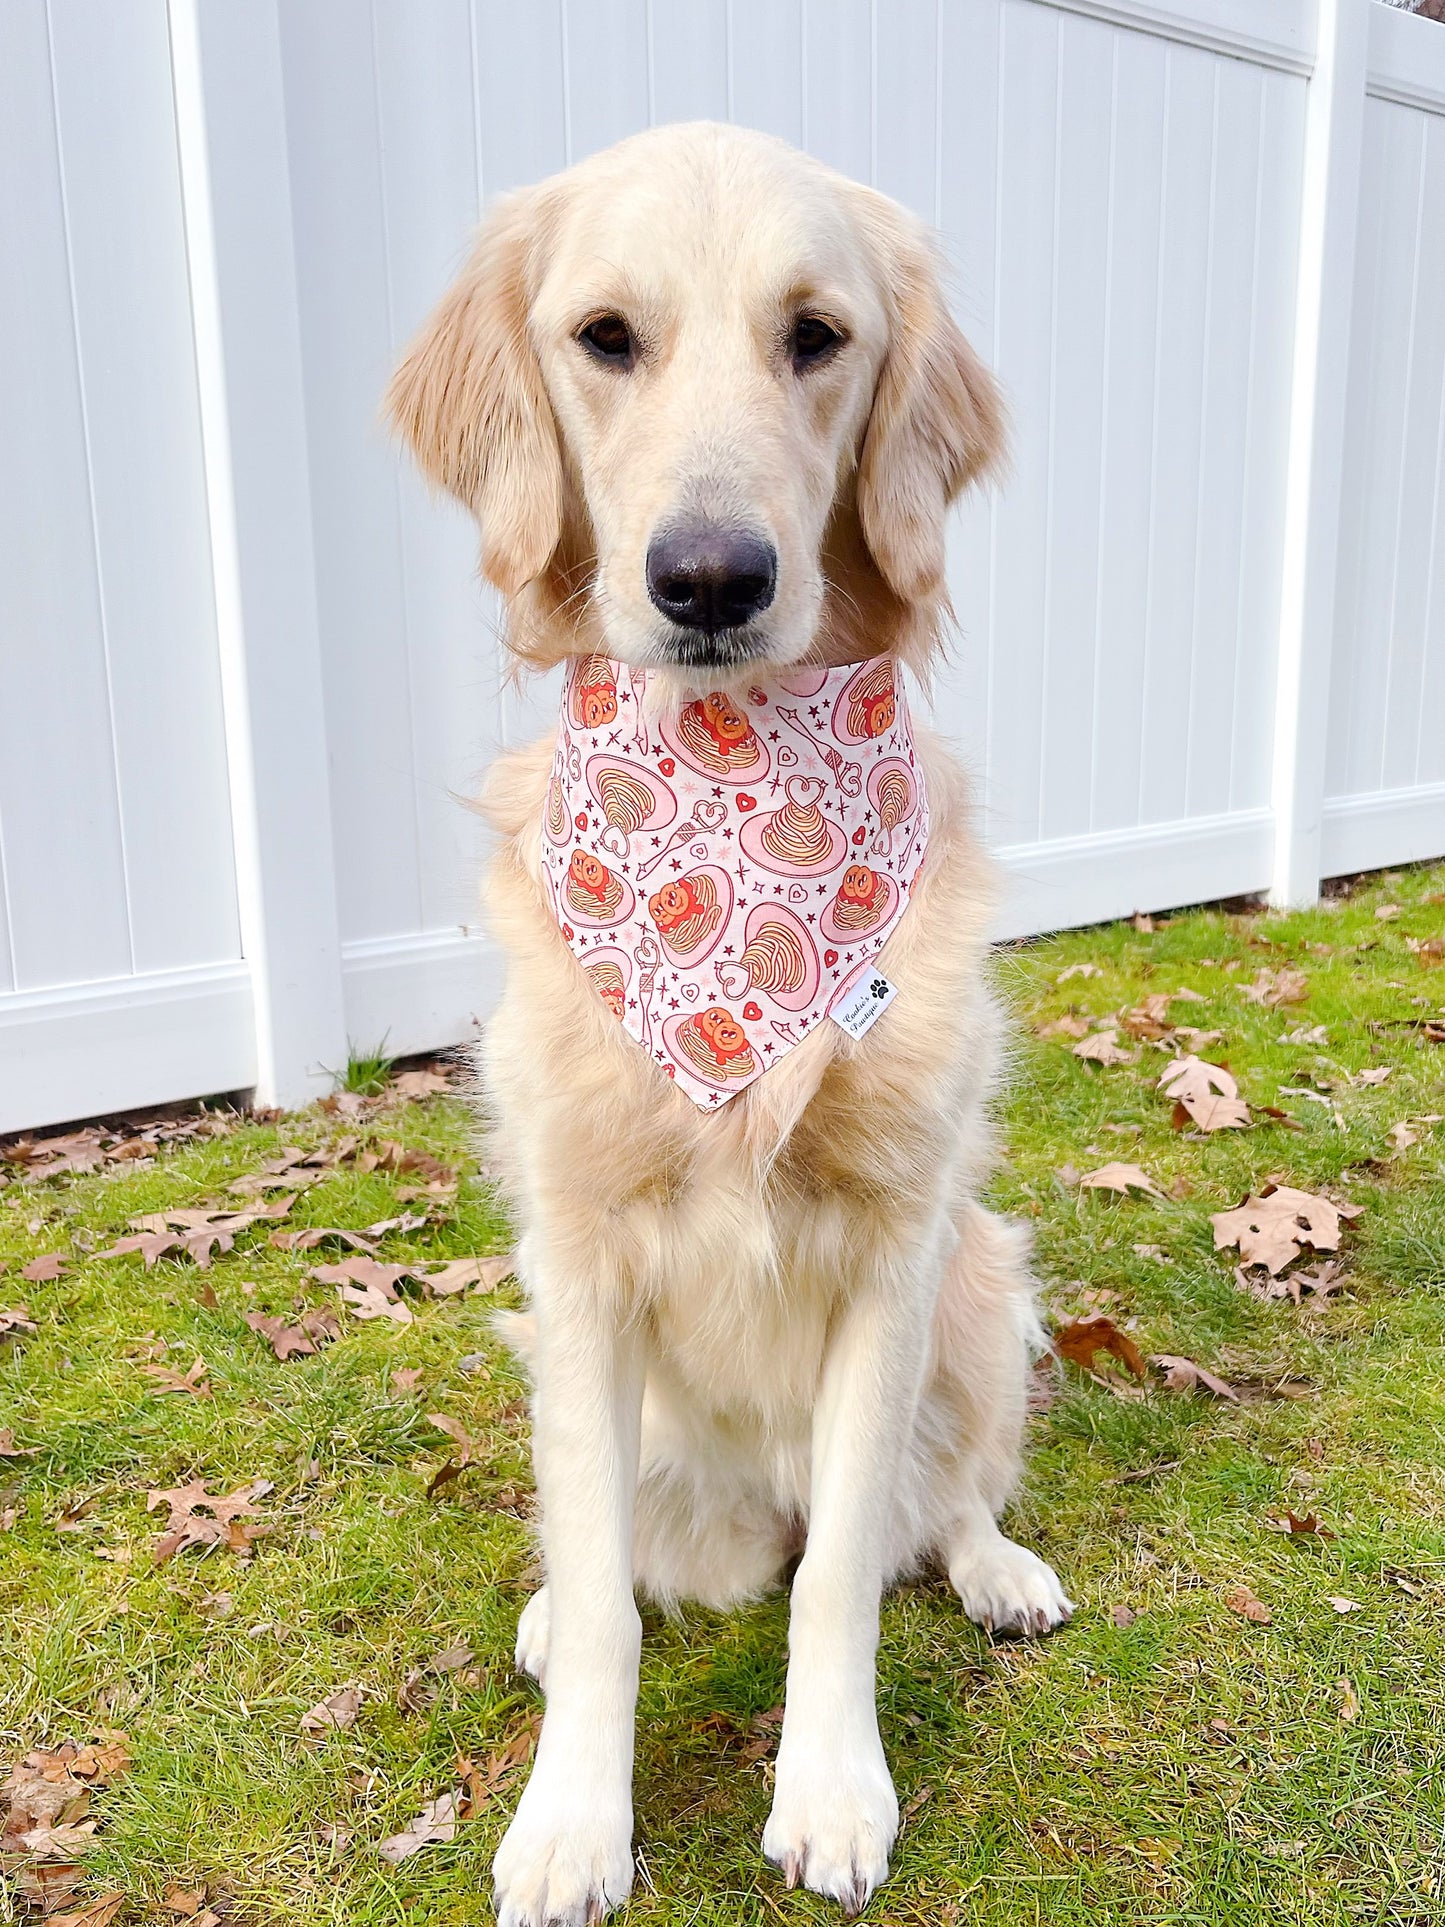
xmin=541 ymin=652 xmax=930 ymax=1108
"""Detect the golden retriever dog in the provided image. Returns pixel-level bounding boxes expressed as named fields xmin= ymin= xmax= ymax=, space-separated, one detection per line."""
xmin=388 ymin=121 xmax=1070 ymax=1926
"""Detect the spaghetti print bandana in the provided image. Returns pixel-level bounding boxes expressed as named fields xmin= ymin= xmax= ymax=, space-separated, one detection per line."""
xmin=541 ymin=651 xmax=931 ymax=1108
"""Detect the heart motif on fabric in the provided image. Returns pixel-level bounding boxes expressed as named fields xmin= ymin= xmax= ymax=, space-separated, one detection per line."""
xmin=545 ymin=651 xmax=929 ymax=1108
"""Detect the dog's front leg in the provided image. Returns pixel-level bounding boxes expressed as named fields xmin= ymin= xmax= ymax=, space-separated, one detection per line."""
xmin=763 ymin=1228 xmax=941 ymax=1914
xmin=492 ymin=1261 xmax=644 ymax=1927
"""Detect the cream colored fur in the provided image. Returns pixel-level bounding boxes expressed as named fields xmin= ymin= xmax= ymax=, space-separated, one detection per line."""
xmin=388 ymin=122 xmax=1068 ymax=1927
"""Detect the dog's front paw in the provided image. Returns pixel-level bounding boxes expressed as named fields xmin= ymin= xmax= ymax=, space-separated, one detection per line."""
xmin=949 ymin=1535 xmax=1073 ymax=1638
xmin=763 ymin=1732 xmax=898 ymax=1915
xmin=493 ymin=1766 xmax=632 ymax=1927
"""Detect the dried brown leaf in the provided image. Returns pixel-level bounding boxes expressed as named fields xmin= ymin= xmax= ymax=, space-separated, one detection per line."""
xmin=1152 ymin=1355 xmax=1239 ymax=1402
xmin=301 ymin=1685 xmax=363 ymax=1739
xmin=21 ymin=1253 xmax=66 ymax=1283
xmin=1036 ymin=1014 xmax=1090 ymax=1040
xmin=1238 ymin=967 xmax=1309 ymax=1009
xmin=1159 ymin=1055 xmax=1251 ymax=1131
xmin=389 ymin=1067 xmax=455 ymax=1099
xmin=1072 ymin=1028 xmax=1136 ymax=1067
xmin=142 ymin=1357 xmax=210 ymax=1398
xmin=245 ymin=1313 xmax=316 ymax=1361
xmin=424 ymin=1254 xmax=516 ymax=1297
xmin=1078 ymin=1162 xmax=1164 ymax=1200
xmin=47 ymin=1896 xmax=127 ymax=1927
xmin=338 ymin=1282 xmax=413 ymax=1326
xmin=1265 ymin=1510 xmax=1336 ymax=1540
xmin=1212 ymin=1184 xmax=1360 ymax=1276
xmin=145 ymin=1480 xmax=271 ymax=1565
xmin=1223 ymin=1584 xmax=1271 ymax=1625
xmin=1053 ymin=1316 xmax=1147 ymax=1381
xmin=377 ymin=1791 xmax=461 ymax=1862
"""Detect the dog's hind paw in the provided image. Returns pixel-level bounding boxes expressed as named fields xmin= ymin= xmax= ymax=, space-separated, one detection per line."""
xmin=515 ymin=1584 xmax=550 ymax=1687
xmin=493 ymin=1769 xmax=632 ymax=1927
xmin=763 ymin=1735 xmax=898 ymax=1915
xmin=949 ymin=1535 xmax=1073 ymax=1638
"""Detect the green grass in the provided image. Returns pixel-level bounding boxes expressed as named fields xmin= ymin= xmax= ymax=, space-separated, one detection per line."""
xmin=337 ymin=1045 xmax=396 ymax=1098
xmin=3 ymin=863 xmax=1444 ymax=1926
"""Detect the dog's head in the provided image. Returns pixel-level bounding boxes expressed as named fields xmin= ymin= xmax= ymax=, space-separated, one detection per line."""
xmin=387 ymin=122 xmax=1003 ymax=679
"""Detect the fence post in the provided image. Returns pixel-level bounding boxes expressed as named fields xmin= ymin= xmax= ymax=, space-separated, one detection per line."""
xmin=168 ymin=0 xmax=348 ymax=1105
xmin=1270 ymin=0 xmax=1371 ymax=906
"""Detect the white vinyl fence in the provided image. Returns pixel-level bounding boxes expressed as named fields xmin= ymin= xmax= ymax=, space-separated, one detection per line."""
xmin=1 ymin=0 xmax=1442 ymax=1133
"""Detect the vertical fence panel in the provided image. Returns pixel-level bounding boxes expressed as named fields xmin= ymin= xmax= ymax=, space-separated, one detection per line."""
xmin=1321 ymin=2 xmax=1445 ymax=872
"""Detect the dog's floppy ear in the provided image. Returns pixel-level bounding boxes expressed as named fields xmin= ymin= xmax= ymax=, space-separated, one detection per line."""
xmin=855 ymin=197 xmax=1006 ymax=604
xmin=386 ymin=190 xmax=561 ymax=598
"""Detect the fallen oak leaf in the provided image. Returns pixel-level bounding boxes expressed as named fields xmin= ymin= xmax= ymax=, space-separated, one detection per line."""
xmin=1237 ymin=966 xmax=1309 ymax=1008
xmin=1223 ymin=1584 xmax=1271 ymax=1625
xmin=1036 ymin=1013 xmax=1091 ymax=1040
xmin=0 ymin=1427 xmax=39 ymax=1456
xmin=389 ymin=1067 xmax=455 ymax=1099
xmin=1327 ymin=1596 xmax=1360 ymax=1614
xmin=377 ymin=1790 xmax=461 ymax=1862
xmin=1212 ymin=1184 xmax=1361 ymax=1276
xmin=21 ymin=1253 xmax=66 ymax=1283
xmin=1078 ymin=1162 xmax=1165 ymax=1201
xmin=1153 ymin=1355 xmax=1239 ymax=1402
xmin=270 ymin=1227 xmax=377 ymax=1254
xmin=1119 ymin=994 xmax=1176 ymax=1041
xmin=1159 ymin=1055 xmax=1251 ymax=1131
xmin=162 ymin=1880 xmax=213 ymax=1911
xmin=145 ymin=1479 xmax=272 ymax=1565
xmin=338 ymin=1282 xmax=413 ymax=1326
xmin=360 ymin=1212 xmax=429 ymax=1238
xmin=142 ymin=1357 xmax=211 ymax=1398
xmin=424 ymin=1254 xmax=517 ymax=1298
xmin=1 ymin=1305 xmax=38 ymax=1338
xmin=1265 ymin=1510 xmax=1336 ymax=1540
xmin=1053 ymin=1316 xmax=1147 ymax=1381
xmin=301 ymin=1684 xmax=364 ymax=1741
xmin=244 ymin=1307 xmax=339 ymax=1357
xmin=310 ymin=1257 xmax=416 ymax=1297
xmin=1072 ymin=1028 xmax=1136 ymax=1067
xmin=47 ymin=1896 xmax=127 ymax=1927
xmin=12 ymin=1866 xmax=87 ymax=1912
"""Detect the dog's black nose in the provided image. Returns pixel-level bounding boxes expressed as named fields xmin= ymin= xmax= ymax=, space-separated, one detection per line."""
xmin=646 ymin=525 xmax=777 ymax=634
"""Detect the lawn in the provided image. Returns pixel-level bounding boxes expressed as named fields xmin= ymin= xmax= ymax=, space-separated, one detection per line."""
xmin=3 ymin=863 xmax=1443 ymax=1927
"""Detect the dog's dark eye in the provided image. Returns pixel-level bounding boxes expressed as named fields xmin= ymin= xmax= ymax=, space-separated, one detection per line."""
xmin=790 ymin=315 xmax=843 ymax=369
xmin=578 ymin=314 xmax=634 ymax=365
